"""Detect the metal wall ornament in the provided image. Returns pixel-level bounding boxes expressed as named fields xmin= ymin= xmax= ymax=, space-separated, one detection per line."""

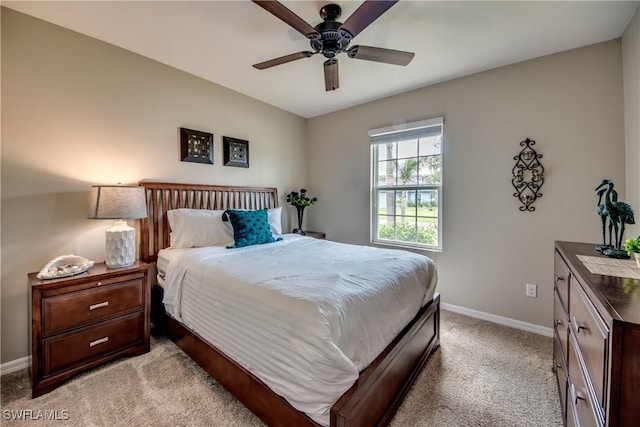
xmin=512 ymin=137 xmax=544 ymax=211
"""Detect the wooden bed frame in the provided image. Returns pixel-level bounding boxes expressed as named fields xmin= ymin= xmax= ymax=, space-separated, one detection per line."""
xmin=138 ymin=180 xmax=440 ymax=427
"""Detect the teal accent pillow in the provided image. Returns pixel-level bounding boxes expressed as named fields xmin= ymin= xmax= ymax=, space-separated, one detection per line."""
xmin=224 ymin=209 xmax=282 ymax=248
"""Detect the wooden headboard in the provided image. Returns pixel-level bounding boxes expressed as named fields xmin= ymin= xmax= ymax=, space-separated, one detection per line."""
xmin=138 ymin=181 xmax=279 ymax=262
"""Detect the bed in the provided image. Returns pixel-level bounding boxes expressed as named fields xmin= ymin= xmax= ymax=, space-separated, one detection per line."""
xmin=139 ymin=181 xmax=440 ymax=427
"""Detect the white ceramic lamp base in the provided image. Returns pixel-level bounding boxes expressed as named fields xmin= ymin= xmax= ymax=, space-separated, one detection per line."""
xmin=105 ymin=220 xmax=136 ymax=268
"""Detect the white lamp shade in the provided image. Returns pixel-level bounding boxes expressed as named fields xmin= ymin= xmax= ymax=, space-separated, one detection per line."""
xmin=88 ymin=185 xmax=147 ymax=219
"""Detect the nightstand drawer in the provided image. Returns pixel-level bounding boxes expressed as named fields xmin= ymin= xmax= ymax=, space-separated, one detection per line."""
xmin=43 ymin=312 xmax=144 ymax=375
xmin=43 ymin=279 xmax=144 ymax=336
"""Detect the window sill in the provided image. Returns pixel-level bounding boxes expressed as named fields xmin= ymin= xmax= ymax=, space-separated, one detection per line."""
xmin=370 ymin=239 xmax=442 ymax=254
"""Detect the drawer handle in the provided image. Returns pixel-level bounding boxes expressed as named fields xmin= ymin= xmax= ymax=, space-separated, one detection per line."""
xmin=89 ymin=301 xmax=109 ymax=311
xmin=573 ymin=317 xmax=588 ymax=333
xmin=555 ymin=276 xmax=565 ymax=283
xmin=96 ymin=282 xmax=104 ymax=286
xmin=89 ymin=336 xmax=109 ymax=347
xmin=572 ymin=384 xmax=587 ymax=405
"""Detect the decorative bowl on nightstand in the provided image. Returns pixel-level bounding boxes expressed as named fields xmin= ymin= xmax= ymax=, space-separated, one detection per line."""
xmin=36 ymin=255 xmax=95 ymax=279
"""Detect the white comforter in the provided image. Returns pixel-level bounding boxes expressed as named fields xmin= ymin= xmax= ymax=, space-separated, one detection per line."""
xmin=161 ymin=234 xmax=437 ymax=426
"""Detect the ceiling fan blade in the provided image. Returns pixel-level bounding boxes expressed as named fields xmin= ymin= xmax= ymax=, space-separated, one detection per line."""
xmin=253 ymin=51 xmax=315 ymax=70
xmin=324 ymin=59 xmax=339 ymax=91
xmin=347 ymin=45 xmax=414 ymax=66
xmin=338 ymin=0 xmax=398 ymax=42
xmin=252 ymin=1 xmax=320 ymax=40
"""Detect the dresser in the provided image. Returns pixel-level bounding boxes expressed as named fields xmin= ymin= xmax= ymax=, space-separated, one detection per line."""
xmin=553 ymin=242 xmax=640 ymax=426
xmin=29 ymin=261 xmax=150 ymax=397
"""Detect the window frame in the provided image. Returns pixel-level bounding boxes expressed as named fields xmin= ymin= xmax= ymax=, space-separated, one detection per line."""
xmin=369 ymin=117 xmax=443 ymax=252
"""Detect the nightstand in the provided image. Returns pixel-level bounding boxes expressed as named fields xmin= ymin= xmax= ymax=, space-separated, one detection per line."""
xmin=304 ymin=231 xmax=326 ymax=240
xmin=29 ymin=261 xmax=150 ymax=397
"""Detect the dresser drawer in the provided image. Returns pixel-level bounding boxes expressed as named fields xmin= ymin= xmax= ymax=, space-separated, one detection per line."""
xmin=43 ymin=279 xmax=144 ymax=336
xmin=569 ymin=278 xmax=608 ymax=410
xmin=567 ymin=398 xmax=578 ymax=427
xmin=553 ymin=333 xmax=568 ymax=419
xmin=554 ymin=251 xmax=570 ymax=309
xmin=43 ymin=312 xmax=144 ymax=375
xmin=568 ymin=333 xmax=601 ymax=427
xmin=554 ymin=289 xmax=569 ymax=359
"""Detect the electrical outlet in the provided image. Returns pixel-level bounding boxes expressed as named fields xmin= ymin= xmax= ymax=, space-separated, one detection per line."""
xmin=526 ymin=283 xmax=537 ymax=298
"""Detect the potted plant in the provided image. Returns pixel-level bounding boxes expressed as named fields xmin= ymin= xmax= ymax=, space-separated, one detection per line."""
xmin=624 ymin=236 xmax=640 ymax=268
xmin=285 ymin=189 xmax=317 ymax=235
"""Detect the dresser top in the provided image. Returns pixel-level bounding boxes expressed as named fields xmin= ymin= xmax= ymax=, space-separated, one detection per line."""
xmin=556 ymin=241 xmax=640 ymax=325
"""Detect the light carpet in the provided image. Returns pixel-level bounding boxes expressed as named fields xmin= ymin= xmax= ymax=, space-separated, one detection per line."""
xmin=1 ymin=310 xmax=562 ymax=426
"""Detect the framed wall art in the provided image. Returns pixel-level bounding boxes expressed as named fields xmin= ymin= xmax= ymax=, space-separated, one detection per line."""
xmin=223 ymin=136 xmax=249 ymax=168
xmin=180 ymin=127 xmax=213 ymax=164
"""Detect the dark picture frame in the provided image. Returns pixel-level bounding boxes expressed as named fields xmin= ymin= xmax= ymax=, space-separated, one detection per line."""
xmin=180 ymin=127 xmax=214 ymax=164
xmin=223 ymin=136 xmax=249 ymax=168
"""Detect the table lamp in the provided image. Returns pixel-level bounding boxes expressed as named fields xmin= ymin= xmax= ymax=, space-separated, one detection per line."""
xmin=88 ymin=185 xmax=148 ymax=268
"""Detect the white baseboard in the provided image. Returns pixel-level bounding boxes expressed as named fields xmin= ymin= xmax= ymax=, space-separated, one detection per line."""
xmin=1 ymin=355 xmax=30 ymax=376
xmin=441 ymin=302 xmax=553 ymax=338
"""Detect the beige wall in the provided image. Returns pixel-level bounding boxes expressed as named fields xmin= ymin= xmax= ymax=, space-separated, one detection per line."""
xmin=307 ymin=41 xmax=625 ymax=329
xmin=0 ymin=9 xmax=307 ymax=363
xmin=623 ymin=8 xmax=640 ymax=237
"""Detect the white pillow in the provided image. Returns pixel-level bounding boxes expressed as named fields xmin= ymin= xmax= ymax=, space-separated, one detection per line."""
xmin=268 ymin=207 xmax=283 ymax=238
xmin=166 ymin=209 xmax=233 ymax=248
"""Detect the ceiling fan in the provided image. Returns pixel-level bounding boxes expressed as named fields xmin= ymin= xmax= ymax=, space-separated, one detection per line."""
xmin=252 ymin=0 xmax=414 ymax=91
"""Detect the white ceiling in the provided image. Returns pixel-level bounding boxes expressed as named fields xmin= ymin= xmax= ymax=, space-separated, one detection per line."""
xmin=4 ymin=1 xmax=639 ymax=118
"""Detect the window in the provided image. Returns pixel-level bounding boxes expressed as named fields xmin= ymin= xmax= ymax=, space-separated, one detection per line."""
xmin=370 ymin=117 xmax=443 ymax=251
